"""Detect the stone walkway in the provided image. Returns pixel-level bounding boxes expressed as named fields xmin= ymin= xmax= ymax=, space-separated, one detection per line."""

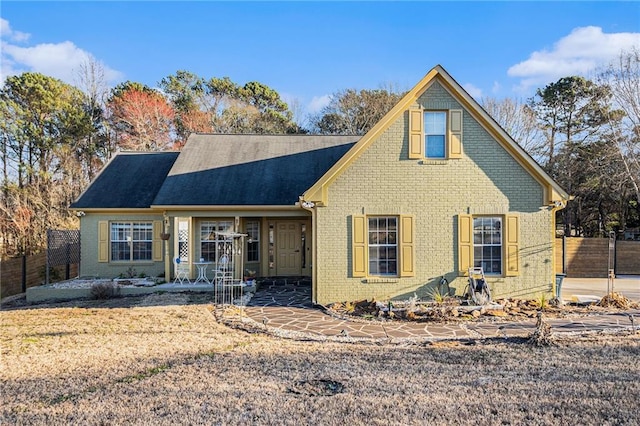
xmin=240 ymin=282 xmax=640 ymax=343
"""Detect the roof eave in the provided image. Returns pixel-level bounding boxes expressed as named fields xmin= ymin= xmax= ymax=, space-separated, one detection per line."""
xmin=150 ymin=204 xmax=302 ymax=211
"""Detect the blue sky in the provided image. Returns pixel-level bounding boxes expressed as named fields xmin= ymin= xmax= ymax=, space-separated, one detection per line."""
xmin=2 ymin=1 xmax=639 ymax=120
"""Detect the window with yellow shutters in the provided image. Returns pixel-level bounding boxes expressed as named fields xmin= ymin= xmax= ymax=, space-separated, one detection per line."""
xmin=408 ymin=108 xmax=463 ymax=160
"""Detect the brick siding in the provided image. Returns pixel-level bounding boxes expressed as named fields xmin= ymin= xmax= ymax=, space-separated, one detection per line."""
xmin=314 ymin=82 xmax=555 ymax=305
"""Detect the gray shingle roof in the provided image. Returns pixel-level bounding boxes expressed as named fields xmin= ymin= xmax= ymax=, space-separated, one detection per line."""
xmin=71 ymin=134 xmax=360 ymax=210
xmin=152 ymin=134 xmax=359 ymax=206
xmin=71 ymin=152 xmax=179 ymax=209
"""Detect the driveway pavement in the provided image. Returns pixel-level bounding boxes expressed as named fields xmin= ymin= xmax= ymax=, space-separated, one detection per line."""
xmin=562 ymin=275 xmax=640 ymax=301
xmin=237 ymin=280 xmax=640 ymax=344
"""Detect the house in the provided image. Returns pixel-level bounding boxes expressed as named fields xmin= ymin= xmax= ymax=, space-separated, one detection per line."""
xmin=71 ymin=65 xmax=569 ymax=305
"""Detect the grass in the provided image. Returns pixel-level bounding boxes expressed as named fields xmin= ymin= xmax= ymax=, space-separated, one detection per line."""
xmin=1 ymin=292 xmax=639 ymax=425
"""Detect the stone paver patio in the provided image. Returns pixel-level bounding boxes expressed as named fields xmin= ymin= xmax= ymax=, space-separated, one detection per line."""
xmin=240 ymin=281 xmax=640 ymax=343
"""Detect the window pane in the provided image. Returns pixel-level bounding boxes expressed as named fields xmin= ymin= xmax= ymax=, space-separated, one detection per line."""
xmin=246 ymin=221 xmax=260 ymax=262
xmin=425 ymin=112 xmax=445 ymax=133
xmin=112 ymin=242 xmax=130 ymax=261
xmin=426 ymin=135 xmax=445 ymax=158
xmin=133 ymin=242 xmax=152 ymax=261
xmin=473 ymin=231 xmax=482 ymax=245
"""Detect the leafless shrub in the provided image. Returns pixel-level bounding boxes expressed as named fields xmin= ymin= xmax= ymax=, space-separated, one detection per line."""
xmin=89 ymin=282 xmax=118 ymax=300
xmin=528 ymin=312 xmax=555 ymax=346
xmin=597 ymin=292 xmax=631 ymax=309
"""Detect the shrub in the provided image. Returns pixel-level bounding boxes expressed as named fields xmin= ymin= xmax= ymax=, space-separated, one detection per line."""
xmin=90 ymin=282 xmax=119 ymax=300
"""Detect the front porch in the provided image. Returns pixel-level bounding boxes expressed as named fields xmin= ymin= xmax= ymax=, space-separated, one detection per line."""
xmin=162 ymin=214 xmax=313 ymax=287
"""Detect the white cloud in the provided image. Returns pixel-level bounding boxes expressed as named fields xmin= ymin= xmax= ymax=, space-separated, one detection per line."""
xmin=1 ymin=19 xmax=123 ymax=87
xmin=508 ymin=26 xmax=640 ymax=93
xmin=0 ymin=18 xmax=30 ymax=42
xmin=307 ymin=94 xmax=331 ymax=114
xmin=462 ymin=83 xmax=482 ymax=100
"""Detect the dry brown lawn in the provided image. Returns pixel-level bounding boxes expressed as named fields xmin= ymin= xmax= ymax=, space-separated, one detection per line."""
xmin=1 ymin=292 xmax=639 ymax=425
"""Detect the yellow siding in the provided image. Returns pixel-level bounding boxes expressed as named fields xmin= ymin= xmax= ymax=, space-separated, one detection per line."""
xmin=314 ymin=80 xmax=552 ymax=305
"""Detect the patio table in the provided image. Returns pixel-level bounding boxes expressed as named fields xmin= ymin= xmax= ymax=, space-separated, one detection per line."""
xmin=193 ymin=262 xmax=212 ymax=284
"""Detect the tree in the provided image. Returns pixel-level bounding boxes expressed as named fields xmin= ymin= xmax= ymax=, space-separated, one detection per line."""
xmin=73 ymin=59 xmax=112 ymax=186
xmin=159 ymin=71 xmax=211 ymax=141
xmin=159 ymin=71 xmax=302 ymax=139
xmin=528 ymin=76 xmax=617 ymax=236
xmin=481 ymin=97 xmax=542 ymax=161
xmin=529 ymin=76 xmax=613 ymax=175
xmin=598 ymin=48 xmax=640 ymax=213
xmin=309 ymin=88 xmax=405 ymax=135
xmin=107 ymin=83 xmax=176 ymax=151
xmin=0 ymin=73 xmax=93 ymax=256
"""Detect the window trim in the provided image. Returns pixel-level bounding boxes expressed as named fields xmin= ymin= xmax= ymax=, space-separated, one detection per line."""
xmin=424 ymin=111 xmax=446 ymax=159
xmin=458 ymin=213 xmax=520 ymax=277
xmin=368 ymin=216 xmax=399 ymax=277
xmin=200 ymin=220 xmax=234 ymax=263
xmin=472 ymin=216 xmax=503 ymax=275
xmin=109 ymin=221 xmax=154 ymax=262
xmin=408 ymin=108 xmax=463 ymax=160
xmin=352 ymin=214 xmax=414 ymax=278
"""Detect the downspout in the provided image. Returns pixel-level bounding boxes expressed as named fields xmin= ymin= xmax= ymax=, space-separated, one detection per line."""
xmin=299 ymin=197 xmax=317 ymax=304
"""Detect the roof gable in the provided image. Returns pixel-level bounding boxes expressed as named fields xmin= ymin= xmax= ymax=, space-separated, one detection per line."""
xmin=302 ymin=65 xmax=569 ymax=205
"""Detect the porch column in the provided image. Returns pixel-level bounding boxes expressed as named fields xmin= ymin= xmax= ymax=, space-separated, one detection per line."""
xmin=164 ymin=214 xmax=171 ymax=281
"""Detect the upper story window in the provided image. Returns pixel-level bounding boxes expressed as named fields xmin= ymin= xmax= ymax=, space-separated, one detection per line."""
xmin=424 ymin=111 xmax=446 ymax=158
xmin=408 ymin=108 xmax=463 ymax=160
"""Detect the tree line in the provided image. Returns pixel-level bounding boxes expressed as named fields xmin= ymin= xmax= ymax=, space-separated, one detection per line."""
xmin=1 ymin=49 xmax=638 ymax=259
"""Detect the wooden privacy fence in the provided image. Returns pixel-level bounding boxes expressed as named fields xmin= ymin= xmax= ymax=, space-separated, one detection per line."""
xmin=1 ymin=253 xmax=78 ymax=299
xmin=1 ymin=229 xmax=80 ymax=299
xmin=555 ymin=238 xmax=640 ymax=277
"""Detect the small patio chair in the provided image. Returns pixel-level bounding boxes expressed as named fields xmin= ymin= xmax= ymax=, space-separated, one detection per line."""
xmin=173 ymin=257 xmax=191 ymax=284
